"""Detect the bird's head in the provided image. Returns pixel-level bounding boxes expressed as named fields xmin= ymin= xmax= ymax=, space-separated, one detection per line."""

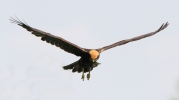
xmin=89 ymin=50 xmax=100 ymax=62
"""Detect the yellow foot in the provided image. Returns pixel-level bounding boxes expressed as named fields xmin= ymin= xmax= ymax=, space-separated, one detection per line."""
xmin=87 ymin=73 xmax=90 ymax=80
xmin=81 ymin=68 xmax=85 ymax=81
xmin=81 ymin=74 xmax=85 ymax=81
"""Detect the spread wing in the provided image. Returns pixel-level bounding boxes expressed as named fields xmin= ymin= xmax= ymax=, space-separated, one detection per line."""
xmin=10 ymin=17 xmax=87 ymax=56
xmin=97 ymin=22 xmax=169 ymax=53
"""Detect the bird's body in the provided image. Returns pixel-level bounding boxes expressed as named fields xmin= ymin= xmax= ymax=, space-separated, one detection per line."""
xmin=63 ymin=49 xmax=101 ymax=80
xmin=10 ymin=17 xmax=169 ymax=81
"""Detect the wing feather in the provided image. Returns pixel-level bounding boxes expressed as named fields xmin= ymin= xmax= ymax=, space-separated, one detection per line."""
xmin=10 ymin=17 xmax=87 ymax=56
xmin=97 ymin=22 xmax=169 ymax=53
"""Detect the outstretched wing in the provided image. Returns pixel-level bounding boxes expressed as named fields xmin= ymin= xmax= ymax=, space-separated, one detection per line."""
xmin=97 ymin=22 xmax=169 ymax=53
xmin=10 ymin=17 xmax=87 ymax=56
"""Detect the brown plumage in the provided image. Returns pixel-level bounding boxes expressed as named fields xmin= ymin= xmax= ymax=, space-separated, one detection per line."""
xmin=10 ymin=17 xmax=169 ymax=81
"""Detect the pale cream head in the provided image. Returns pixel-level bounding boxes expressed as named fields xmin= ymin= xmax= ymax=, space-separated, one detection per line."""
xmin=89 ymin=50 xmax=99 ymax=60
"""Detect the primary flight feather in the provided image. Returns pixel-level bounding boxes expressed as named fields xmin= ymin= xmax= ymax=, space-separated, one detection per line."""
xmin=10 ymin=17 xmax=169 ymax=81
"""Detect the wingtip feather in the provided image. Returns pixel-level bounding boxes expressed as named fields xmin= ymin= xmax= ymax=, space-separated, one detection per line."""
xmin=10 ymin=16 xmax=33 ymax=31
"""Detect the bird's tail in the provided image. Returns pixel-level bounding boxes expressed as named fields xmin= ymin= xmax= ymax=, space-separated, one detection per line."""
xmin=63 ymin=60 xmax=82 ymax=73
xmin=63 ymin=60 xmax=79 ymax=70
xmin=63 ymin=61 xmax=82 ymax=73
xmin=63 ymin=61 xmax=101 ymax=73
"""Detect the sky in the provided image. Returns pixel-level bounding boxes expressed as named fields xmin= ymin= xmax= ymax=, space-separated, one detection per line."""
xmin=1 ymin=0 xmax=179 ymax=100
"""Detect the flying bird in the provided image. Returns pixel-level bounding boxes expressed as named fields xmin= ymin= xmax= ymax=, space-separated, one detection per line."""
xmin=10 ymin=17 xmax=169 ymax=81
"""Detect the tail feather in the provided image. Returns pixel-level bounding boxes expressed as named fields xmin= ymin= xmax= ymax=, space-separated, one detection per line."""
xmin=78 ymin=67 xmax=83 ymax=73
xmin=63 ymin=61 xmax=79 ymax=70
xmin=63 ymin=61 xmax=101 ymax=73
xmin=72 ymin=65 xmax=79 ymax=72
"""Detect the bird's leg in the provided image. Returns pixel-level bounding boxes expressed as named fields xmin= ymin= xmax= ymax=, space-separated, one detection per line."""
xmin=87 ymin=67 xmax=91 ymax=80
xmin=81 ymin=68 xmax=85 ymax=81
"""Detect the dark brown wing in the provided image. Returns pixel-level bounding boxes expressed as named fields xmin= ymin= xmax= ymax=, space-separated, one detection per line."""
xmin=10 ymin=17 xmax=87 ymax=56
xmin=97 ymin=22 xmax=169 ymax=53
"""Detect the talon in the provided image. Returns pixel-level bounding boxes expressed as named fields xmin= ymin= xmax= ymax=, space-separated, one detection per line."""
xmin=87 ymin=67 xmax=91 ymax=80
xmin=81 ymin=68 xmax=84 ymax=81
xmin=87 ymin=73 xmax=90 ymax=80
xmin=81 ymin=74 xmax=85 ymax=81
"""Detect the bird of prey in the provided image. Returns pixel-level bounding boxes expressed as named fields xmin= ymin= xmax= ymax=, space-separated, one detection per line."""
xmin=10 ymin=17 xmax=169 ymax=81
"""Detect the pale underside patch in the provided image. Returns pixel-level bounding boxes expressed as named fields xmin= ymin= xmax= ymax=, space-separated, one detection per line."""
xmin=89 ymin=50 xmax=99 ymax=60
